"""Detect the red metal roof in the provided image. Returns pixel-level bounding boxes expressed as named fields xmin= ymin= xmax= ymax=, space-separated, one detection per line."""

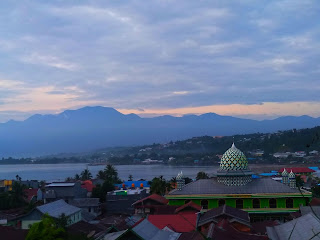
xmin=279 ymin=167 xmax=315 ymax=173
xmin=24 ymin=188 xmax=38 ymax=202
xmin=132 ymin=194 xmax=168 ymax=206
xmin=174 ymin=201 xmax=201 ymax=214
xmin=148 ymin=213 xmax=197 ymax=232
xmin=81 ymin=180 xmax=95 ymax=192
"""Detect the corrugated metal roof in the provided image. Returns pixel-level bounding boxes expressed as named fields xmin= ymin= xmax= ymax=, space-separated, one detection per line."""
xmin=46 ymin=183 xmax=75 ymax=187
xmin=266 ymin=213 xmax=320 ymax=240
xmin=133 ymin=219 xmax=181 ymax=240
xmin=169 ymin=178 xmax=301 ymax=195
xmin=37 ymin=199 xmax=81 ymax=218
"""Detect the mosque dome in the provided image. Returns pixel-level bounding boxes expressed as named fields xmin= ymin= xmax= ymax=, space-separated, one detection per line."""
xmin=220 ymin=143 xmax=248 ymax=171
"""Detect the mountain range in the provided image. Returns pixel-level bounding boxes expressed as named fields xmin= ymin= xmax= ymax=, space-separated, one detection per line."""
xmin=0 ymin=106 xmax=320 ymax=157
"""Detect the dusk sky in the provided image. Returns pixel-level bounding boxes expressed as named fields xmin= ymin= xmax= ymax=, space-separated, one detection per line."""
xmin=0 ymin=0 xmax=319 ymax=123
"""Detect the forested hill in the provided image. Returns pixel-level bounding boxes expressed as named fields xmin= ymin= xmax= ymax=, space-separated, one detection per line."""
xmin=94 ymin=126 xmax=320 ymax=158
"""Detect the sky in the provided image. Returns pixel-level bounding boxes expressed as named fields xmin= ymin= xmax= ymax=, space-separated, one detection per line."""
xmin=0 ymin=0 xmax=319 ymax=122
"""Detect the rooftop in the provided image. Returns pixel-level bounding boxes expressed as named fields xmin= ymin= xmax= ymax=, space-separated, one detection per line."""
xmin=266 ymin=213 xmax=320 ymax=240
xmin=278 ymin=167 xmax=315 ymax=173
xmin=133 ymin=193 xmax=168 ymax=206
xmin=148 ymin=213 xmax=197 ymax=232
xmin=168 ymin=178 xmax=302 ymax=196
xmin=37 ymin=199 xmax=81 ymax=218
xmin=198 ymin=205 xmax=250 ymax=227
xmin=46 ymin=183 xmax=76 ymax=187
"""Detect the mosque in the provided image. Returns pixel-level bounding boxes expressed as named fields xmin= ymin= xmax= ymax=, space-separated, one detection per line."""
xmin=166 ymin=143 xmax=312 ymax=221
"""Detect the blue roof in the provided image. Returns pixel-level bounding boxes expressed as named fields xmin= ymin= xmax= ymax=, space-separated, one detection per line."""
xmin=124 ymin=181 xmax=150 ymax=187
xmin=259 ymin=173 xmax=278 ymax=176
xmin=309 ymin=167 xmax=319 ymax=171
xmin=252 ymin=174 xmax=260 ymax=179
xmin=37 ymin=199 xmax=80 ymax=218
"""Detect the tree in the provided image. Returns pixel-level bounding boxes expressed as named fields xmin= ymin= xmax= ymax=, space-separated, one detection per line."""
xmin=74 ymin=174 xmax=80 ymax=180
xmin=96 ymin=170 xmax=106 ymax=180
xmin=97 ymin=164 xmax=122 ymax=184
xmin=26 ymin=214 xmax=66 ymax=240
xmin=55 ymin=213 xmax=70 ymax=229
xmin=312 ymin=186 xmax=320 ymax=198
xmin=196 ymin=171 xmax=209 ymax=180
xmin=80 ymin=168 xmax=92 ymax=181
xmin=11 ymin=181 xmax=27 ymax=207
xmin=128 ymin=174 xmax=133 ymax=181
xmin=150 ymin=176 xmax=167 ymax=195
xmin=296 ymin=175 xmax=304 ymax=188
xmin=91 ymin=181 xmax=115 ymax=202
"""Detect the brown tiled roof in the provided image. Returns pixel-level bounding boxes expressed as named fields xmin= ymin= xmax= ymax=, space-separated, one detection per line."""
xmin=175 ymin=201 xmax=201 ymax=214
xmin=198 ymin=205 xmax=250 ymax=227
xmin=310 ymin=198 xmax=320 ymax=206
xmin=67 ymin=220 xmax=107 ymax=236
xmin=132 ymin=194 xmax=168 ymax=206
xmin=210 ymin=219 xmax=268 ymax=240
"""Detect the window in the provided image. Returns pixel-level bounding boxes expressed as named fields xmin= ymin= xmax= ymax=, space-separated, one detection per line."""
xmin=269 ymin=198 xmax=277 ymax=208
xmin=253 ymin=199 xmax=260 ymax=208
xmin=201 ymin=200 xmax=209 ymax=209
xmin=286 ymin=198 xmax=294 ymax=208
xmin=218 ymin=199 xmax=225 ymax=207
xmin=236 ymin=199 xmax=243 ymax=209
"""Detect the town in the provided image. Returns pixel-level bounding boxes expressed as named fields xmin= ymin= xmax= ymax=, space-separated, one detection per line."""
xmin=1 ymin=143 xmax=320 ymax=239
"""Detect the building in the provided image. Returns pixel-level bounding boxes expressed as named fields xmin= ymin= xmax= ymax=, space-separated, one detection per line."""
xmin=69 ymin=198 xmax=100 ymax=217
xmin=18 ymin=199 xmax=82 ymax=229
xmin=44 ymin=182 xmax=87 ymax=203
xmin=105 ymin=189 xmax=149 ymax=215
xmin=266 ymin=213 xmax=320 ymax=240
xmin=166 ymin=143 xmax=312 ymax=222
xmin=132 ymin=193 xmax=168 ymax=215
xmin=278 ymin=167 xmax=315 ymax=176
xmin=0 ymin=180 xmax=12 ymax=192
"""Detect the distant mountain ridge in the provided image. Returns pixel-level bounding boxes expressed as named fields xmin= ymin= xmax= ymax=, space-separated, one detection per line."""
xmin=0 ymin=106 xmax=320 ymax=157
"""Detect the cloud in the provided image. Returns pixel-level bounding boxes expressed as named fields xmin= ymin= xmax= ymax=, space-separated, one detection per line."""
xmin=0 ymin=0 xmax=319 ymax=121
xmin=20 ymin=53 xmax=78 ymax=70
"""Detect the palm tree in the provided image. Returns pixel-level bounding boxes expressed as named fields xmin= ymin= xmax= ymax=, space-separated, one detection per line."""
xmin=96 ymin=170 xmax=106 ymax=180
xmin=104 ymin=164 xmax=121 ymax=183
xmin=11 ymin=181 xmax=27 ymax=207
xmin=80 ymin=168 xmax=92 ymax=180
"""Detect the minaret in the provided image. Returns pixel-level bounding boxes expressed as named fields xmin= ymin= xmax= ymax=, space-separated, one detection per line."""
xmin=282 ymin=168 xmax=289 ymax=186
xmin=176 ymin=171 xmax=185 ymax=190
xmin=289 ymin=170 xmax=296 ymax=188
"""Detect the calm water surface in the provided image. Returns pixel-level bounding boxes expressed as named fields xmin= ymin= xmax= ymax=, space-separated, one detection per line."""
xmin=0 ymin=164 xmax=220 ymax=182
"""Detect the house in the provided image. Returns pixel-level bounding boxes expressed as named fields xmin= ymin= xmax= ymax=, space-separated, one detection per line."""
xmin=103 ymin=219 xmax=181 ymax=240
xmin=81 ymin=180 xmax=95 ymax=197
xmin=69 ymin=198 xmax=100 ymax=217
xmin=24 ymin=188 xmax=43 ymax=203
xmin=133 ymin=194 xmax=169 ymax=215
xmin=148 ymin=213 xmax=197 ymax=232
xmin=44 ymin=182 xmax=87 ymax=203
xmin=105 ymin=189 xmax=149 ymax=215
xmin=18 ymin=199 xmax=82 ymax=229
xmin=267 ymin=213 xmax=320 ymax=240
xmin=20 ymin=180 xmax=39 ymax=189
xmin=0 ymin=180 xmax=12 ymax=192
xmin=197 ymin=205 xmax=251 ymax=233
